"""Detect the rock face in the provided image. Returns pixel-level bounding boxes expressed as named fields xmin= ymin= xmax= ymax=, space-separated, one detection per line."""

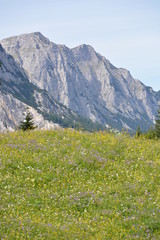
xmin=155 ymin=91 xmax=160 ymax=103
xmin=0 ymin=43 xmax=75 ymax=132
xmin=0 ymin=93 xmax=60 ymax=132
xmin=0 ymin=32 xmax=159 ymax=132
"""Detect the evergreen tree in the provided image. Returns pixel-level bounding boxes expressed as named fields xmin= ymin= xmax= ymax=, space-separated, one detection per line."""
xmin=155 ymin=105 xmax=160 ymax=138
xmin=19 ymin=108 xmax=36 ymax=131
xmin=136 ymin=126 xmax=142 ymax=137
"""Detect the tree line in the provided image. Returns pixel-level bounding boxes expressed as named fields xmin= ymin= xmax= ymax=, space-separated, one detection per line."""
xmin=20 ymin=105 xmax=160 ymax=139
xmin=136 ymin=105 xmax=160 ymax=139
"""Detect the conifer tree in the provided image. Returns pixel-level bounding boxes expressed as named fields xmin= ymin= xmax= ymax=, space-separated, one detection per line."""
xmin=19 ymin=107 xmax=36 ymax=131
xmin=155 ymin=105 xmax=160 ymax=138
xmin=136 ymin=126 xmax=142 ymax=137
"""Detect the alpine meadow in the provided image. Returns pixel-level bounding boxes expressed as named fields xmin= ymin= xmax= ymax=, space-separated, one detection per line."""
xmin=1 ymin=129 xmax=160 ymax=239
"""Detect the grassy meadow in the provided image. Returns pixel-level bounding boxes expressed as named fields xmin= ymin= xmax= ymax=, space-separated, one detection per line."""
xmin=0 ymin=129 xmax=160 ymax=239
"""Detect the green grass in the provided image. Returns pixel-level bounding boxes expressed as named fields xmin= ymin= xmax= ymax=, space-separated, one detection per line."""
xmin=0 ymin=129 xmax=160 ymax=239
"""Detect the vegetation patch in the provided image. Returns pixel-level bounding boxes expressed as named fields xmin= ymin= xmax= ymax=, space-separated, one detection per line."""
xmin=0 ymin=130 xmax=160 ymax=239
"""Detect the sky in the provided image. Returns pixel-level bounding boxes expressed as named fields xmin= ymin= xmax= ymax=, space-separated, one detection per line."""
xmin=0 ymin=0 xmax=160 ymax=91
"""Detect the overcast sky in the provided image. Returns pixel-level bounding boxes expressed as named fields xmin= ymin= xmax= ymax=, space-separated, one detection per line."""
xmin=1 ymin=0 xmax=160 ymax=91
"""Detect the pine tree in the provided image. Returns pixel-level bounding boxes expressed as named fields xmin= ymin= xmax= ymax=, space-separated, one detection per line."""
xmin=19 ymin=108 xmax=36 ymax=131
xmin=155 ymin=106 xmax=160 ymax=138
xmin=136 ymin=126 xmax=142 ymax=137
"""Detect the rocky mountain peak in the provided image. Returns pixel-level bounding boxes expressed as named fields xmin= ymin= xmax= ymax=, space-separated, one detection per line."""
xmin=72 ymin=44 xmax=98 ymax=62
xmin=0 ymin=32 xmax=159 ymax=132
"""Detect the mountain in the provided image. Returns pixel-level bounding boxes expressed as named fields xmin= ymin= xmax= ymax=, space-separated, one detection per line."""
xmin=0 ymin=32 xmax=159 ymax=132
xmin=0 ymin=44 xmax=80 ymax=132
xmin=0 ymin=43 xmax=62 ymax=132
xmin=0 ymin=43 xmax=104 ymax=132
xmin=155 ymin=91 xmax=160 ymax=103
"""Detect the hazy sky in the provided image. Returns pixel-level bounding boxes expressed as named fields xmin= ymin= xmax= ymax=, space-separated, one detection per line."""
xmin=1 ymin=0 xmax=160 ymax=91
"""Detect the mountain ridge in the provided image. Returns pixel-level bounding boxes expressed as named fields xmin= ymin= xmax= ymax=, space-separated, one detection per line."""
xmin=0 ymin=43 xmax=82 ymax=132
xmin=0 ymin=32 xmax=159 ymax=132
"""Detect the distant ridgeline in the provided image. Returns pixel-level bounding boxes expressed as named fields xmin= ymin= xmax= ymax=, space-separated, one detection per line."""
xmin=0 ymin=33 xmax=159 ymax=133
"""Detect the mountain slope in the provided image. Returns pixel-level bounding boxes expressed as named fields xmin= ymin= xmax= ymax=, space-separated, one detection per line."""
xmin=0 ymin=44 xmax=62 ymax=131
xmin=0 ymin=43 xmax=104 ymax=132
xmin=155 ymin=90 xmax=160 ymax=103
xmin=1 ymin=32 xmax=159 ymax=132
xmin=0 ymin=44 xmax=73 ymax=131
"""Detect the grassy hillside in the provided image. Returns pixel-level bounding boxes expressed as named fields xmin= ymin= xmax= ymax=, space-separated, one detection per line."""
xmin=0 ymin=130 xmax=160 ymax=239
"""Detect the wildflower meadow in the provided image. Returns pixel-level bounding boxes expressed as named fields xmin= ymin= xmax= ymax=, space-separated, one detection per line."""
xmin=0 ymin=129 xmax=160 ymax=239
